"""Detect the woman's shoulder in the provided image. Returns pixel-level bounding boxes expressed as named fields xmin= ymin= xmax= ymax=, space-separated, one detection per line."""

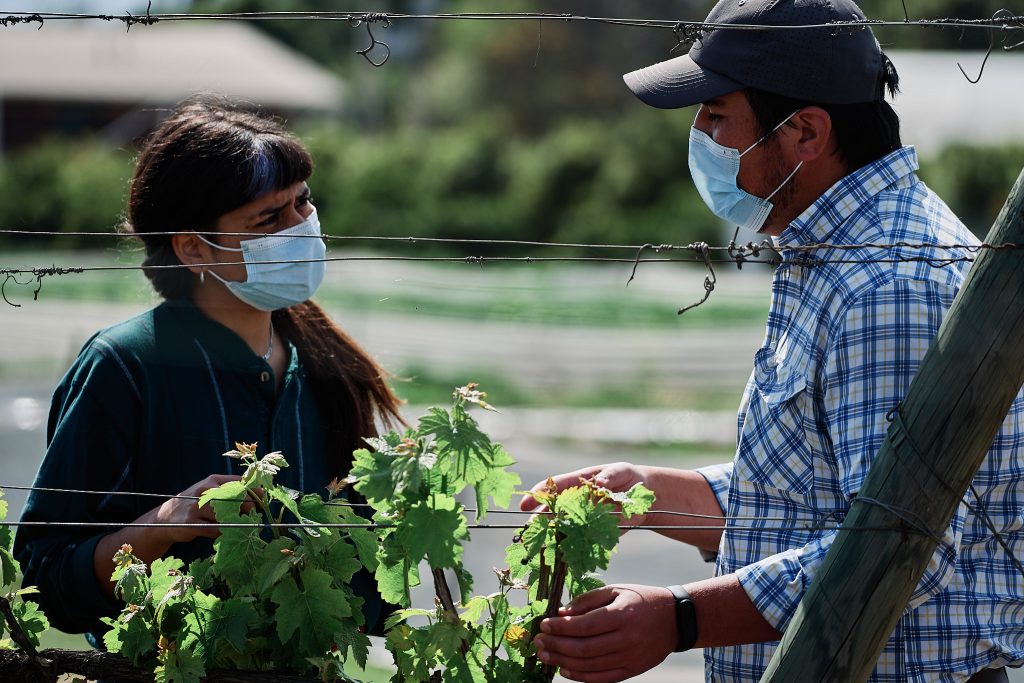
xmin=78 ymin=305 xmax=164 ymax=361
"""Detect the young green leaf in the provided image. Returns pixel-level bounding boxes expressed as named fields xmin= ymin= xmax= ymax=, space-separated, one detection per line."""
xmin=196 ymin=479 xmax=247 ymax=510
xmin=397 ymin=497 xmax=468 ymax=569
xmin=154 ymin=646 xmax=206 ymax=683
xmin=10 ymin=600 xmax=49 ymax=648
xmin=271 ymin=566 xmax=354 ymax=655
xmin=206 ymin=597 xmax=259 ymax=656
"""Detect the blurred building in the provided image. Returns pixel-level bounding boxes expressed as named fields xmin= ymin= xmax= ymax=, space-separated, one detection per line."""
xmin=888 ymin=50 xmax=1024 ymax=155
xmin=0 ymin=21 xmax=344 ymax=152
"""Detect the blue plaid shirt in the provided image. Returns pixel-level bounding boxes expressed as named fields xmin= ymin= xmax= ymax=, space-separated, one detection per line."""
xmin=697 ymin=147 xmax=1024 ymax=682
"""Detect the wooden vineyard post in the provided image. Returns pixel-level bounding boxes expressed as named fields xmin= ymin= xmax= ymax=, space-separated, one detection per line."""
xmin=760 ymin=165 xmax=1024 ymax=682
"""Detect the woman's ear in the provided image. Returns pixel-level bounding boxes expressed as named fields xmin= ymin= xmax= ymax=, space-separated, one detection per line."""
xmin=171 ymin=232 xmax=210 ymax=276
xmin=791 ymin=107 xmax=834 ymax=162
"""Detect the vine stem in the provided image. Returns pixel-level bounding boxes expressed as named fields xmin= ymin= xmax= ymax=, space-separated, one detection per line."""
xmin=432 ymin=567 xmax=458 ymax=616
xmin=431 ymin=567 xmax=470 ymax=656
xmin=540 ymin=546 xmax=568 ymax=683
xmin=526 ymin=536 xmax=567 ymax=679
xmin=0 ymin=596 xmax=43 ymax=662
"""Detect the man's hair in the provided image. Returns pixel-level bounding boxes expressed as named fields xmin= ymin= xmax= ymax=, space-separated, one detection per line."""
xmin=744 ymin=53 xmax=903 ymax=173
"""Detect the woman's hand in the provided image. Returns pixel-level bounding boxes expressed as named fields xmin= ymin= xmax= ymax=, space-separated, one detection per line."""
xmin=154 ymin=474 xmax=245 ymax=545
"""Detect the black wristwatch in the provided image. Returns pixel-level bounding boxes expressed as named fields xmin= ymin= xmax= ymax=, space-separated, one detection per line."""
xmin=667 ymin=585 xmax=698 ymax=652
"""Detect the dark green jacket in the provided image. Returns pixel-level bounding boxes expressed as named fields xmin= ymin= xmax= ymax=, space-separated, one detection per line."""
xmin=14 ymin=299 xmax=380 ymax=639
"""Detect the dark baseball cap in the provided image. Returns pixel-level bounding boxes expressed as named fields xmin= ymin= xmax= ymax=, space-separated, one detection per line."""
xmin=624 ymin=0 xmax=885 ymax=108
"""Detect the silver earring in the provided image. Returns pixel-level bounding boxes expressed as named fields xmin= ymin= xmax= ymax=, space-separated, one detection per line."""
xmin=199 ymin=269 xmax=205 ymax=285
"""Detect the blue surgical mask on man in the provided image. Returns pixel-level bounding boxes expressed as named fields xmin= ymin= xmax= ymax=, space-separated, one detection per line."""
xmin=198 ymin=209 xmax=326 ymax=311
xmin=688 ymin=111 xmax=803 ymax=233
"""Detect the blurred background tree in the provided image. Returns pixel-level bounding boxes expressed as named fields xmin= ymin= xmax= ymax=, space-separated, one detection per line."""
xmin=0 ymin=0 xmax=1020 ymax=251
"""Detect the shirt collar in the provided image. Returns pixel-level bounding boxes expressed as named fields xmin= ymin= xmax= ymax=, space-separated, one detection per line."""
xmin=777 ymin=146 xmax=920 ymax=247
xmin=161 ymin=298 xmax=290 ymax=373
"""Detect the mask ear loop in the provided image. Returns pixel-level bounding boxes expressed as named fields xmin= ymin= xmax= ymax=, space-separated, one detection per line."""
xmin=739 ymin=109 xmax=802 ymax=157
xmin=765 ymin=161 xmax=804 ymax=201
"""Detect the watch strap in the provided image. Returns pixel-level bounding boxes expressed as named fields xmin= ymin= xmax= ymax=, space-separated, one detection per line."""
xmin=667 ymin=584 xmax=698 ymax=652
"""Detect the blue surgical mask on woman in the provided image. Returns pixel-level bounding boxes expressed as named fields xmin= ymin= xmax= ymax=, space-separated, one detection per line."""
xmin=198 ymin=209 xmax=326 ymax=311
xmin=688 ymin=112 xmax=803 ymax=233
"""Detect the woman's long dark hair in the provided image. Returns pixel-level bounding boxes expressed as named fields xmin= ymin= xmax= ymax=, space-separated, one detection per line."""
xmin=127 ymin=95 xmax=402 ymax=472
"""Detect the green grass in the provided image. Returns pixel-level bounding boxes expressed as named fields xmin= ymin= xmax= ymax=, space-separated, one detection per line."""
xmin=390 ymin=364 xmax=742 ymax=412
xmin=10 ymin=250 xmax=760 ymax=413
xmin=16 ymin=250 xmax=769 ymax=330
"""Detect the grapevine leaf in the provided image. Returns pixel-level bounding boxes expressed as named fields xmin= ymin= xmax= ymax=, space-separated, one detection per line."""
xmin=179 ymin=590 xmax=217 ymax=663
xmin=397 ymin=497 xmax=468 ymax=569
xmin=443 ymin=657 xmax=480 ymax=683
xmin=271 ymin=567 xmax=353 ymax=654
xmin=555 ymin=488 xmax=620 ymax=575
xmin=418 ymin=407 xmax=493 ymax=489
xmin=322 ymin=537 xmax=362 ymax=586
xmin=187 ymin=557 xmax=214 ymax=591
xmin=149 ymin=557 xmax=185 ymax=605
xmin=458 ymin=596 xmax=490 ymax=625
xmin=425 ymin=620 xmax=470 ymax=661
xmin=384 ymin=608 xmax=433 ymax=631
xmin=207 ymin=597 xmax=259 ymax=656
xmin=504 ymin=539 xmax=531 ymax=579
xmin=0 ymin=493 xmax=7 ymax=522
xmin=386 ymin=622 xmax=414 ymax=650
xmin=113 ymin=562 xmax=149 ymax=604
xmin=611 ymin=483 xmax=656 ymax=519
xmin=520 ymin=517 xmax=550 ymax=558
xmin=154 ymin=646 xmax=206 ymax=683
xmin=503 ymin=623 xmax=531 ymax=657
xmin=101 ymin=613 xmax=155 ymax=663
xmin=212 ymin=518 xmax=266 ymax=594
xmin=351 ymin=448 xmax=398 ymax=507
xmin=571 ymin=573 xmax=606 ymax=597
xmin=344 ymin=519 xmax=380 ymax=573
xmin=375 ymin=558 xmax=419 ymax=607
xmin=241 ymin=451 xmax=289 ymax=491
xmin=267 ymin=485 xmax=312 ymax=535
xmin=256 ymin=537 xmax=296 ymax=593
xmin=473 ymin=461 xmax=521 ymax=522
xmin=454 ymin=563 xmax=475 ymax=603
xmin=296 ymin=492 xmax=326 ymax=520
xmin=334 ymin=626 xmax=372 ymax=670
xmin=0 ymin=547 xmax=17 ymax=590
xmin=10 ymin=600 xmax=48 ymax=648
xmin=197 ymin=480 xmax=247 ymax=510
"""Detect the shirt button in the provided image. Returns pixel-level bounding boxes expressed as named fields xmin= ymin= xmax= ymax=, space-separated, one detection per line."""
xmin=259 ymin=371 xmax=271 ymax=383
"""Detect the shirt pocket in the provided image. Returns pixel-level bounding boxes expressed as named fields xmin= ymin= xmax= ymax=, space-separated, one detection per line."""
xmin=735 ymin=345 xmax=814 ymax=497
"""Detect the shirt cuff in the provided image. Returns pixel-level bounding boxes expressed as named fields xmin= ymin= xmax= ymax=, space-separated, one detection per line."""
xmin=734 ymin=534 xmax=832 ymax=633
xmin=694 ymin=462 xmax=733 ymax=563
xmin=67 ymin=535 xmax=122 ymax=621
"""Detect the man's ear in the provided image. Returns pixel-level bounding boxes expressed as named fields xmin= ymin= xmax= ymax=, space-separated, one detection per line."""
xmin=791 ymin=107 xmax=834 ymax=162
xmin=171 ymin=232 xmax=210 ymax=275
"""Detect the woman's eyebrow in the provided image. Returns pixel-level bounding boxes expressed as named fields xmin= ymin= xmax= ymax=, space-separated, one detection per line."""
xmin=252 ymin=201 xmax=288 ymax=219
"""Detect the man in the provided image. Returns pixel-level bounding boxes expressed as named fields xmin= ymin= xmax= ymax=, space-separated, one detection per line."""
xmin=521 ymin=1 xmax=1024 ymax=681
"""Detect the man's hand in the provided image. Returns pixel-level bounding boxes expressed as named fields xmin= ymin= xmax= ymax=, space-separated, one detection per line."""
xmin=533 ymin=584 xmax=677 ymax=683
xmin=520 ymin=462 xmax=652 ymax=528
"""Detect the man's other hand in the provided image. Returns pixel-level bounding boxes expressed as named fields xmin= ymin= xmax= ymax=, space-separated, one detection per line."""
xmin=533 ymin=584 xmax=676 ymax=683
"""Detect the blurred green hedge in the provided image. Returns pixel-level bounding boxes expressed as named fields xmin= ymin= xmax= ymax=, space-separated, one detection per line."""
xmin=0 ymin=115 xmax=1020 ymax=252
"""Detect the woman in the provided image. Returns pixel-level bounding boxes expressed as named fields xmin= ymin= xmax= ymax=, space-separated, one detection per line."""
xmin=13 ymin=96 xmax=402 ymax=645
